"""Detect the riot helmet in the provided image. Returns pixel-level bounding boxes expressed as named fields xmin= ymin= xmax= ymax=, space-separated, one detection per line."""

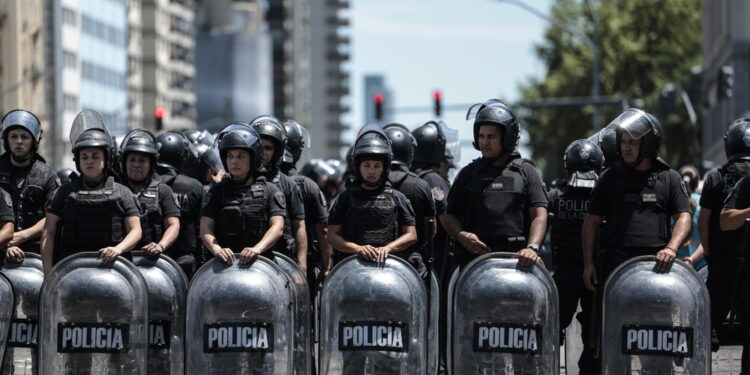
xmin=183 ymin=129 xmax=204 ymax=145
xmin=57 ymin=168 xmax=76 ymax=184
xmin=383 ymin=123 xmax=416 ymax=167
xmin=724 ymin=117 xmax=750 ymax=161
xmin=412 ymin=120 xmax=446 ymax=167
xmin=563 ymin=139 xmax=604 ymax=188
xmin=466 ymin=99 xmax=520 ymax=155
xmin=155 ymin=131 xmax=190 ymax=172
xmin=1 ymin=109 xmax=42 ymax=156
xmin=250 ymin=115 xmax=287 ymax=166
xmin=120 ymin=129 xmax=159 ymax=179
xmin=282 ymin=119 xmax=310 ymax=165
xmin=350 ymin=124 xmax=392 ymax=187
xmin=215 ymin=122 xmax=264 ymax=177
xmin=588 ymin=127 xmax=618 ymax=168
xmin=605 ymin=108 xmax=662 ymax=166
xmin=70 ymin=110 xmax=113 ymax=173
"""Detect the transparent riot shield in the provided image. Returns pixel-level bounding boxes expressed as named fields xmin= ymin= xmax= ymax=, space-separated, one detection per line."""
xmin=0 ymin=254 xmax=44 ymax=374
xmin=427 ymin=270 xmax=439 ymax=375
xmin=186 ymin=255 xmax=294 ymax=374
xmin=132 ymin=252 xmax=188 ymax=375
xmin=0 ymin=273 xmax=14 ymax=366
xmin=448 ymin=252 xmax=559 ymax=374
xmin=274 ymin=252 xmax=312 ymax=375
xmin=319 ymin=255 xmax=428 ymax=375
xmin=602 ymin=256 xmax=710 ymax=374
xmin=39 ymin=252 xmax=149 ymax=375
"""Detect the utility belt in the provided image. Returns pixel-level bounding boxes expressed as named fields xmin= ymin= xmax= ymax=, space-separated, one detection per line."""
xmin=486 ymin=236 xmax=527 ymax=253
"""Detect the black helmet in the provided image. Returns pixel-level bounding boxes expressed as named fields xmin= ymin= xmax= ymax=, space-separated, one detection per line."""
xmin=564 ymin=139 xmax=604 ymax=173
xmin=351 ymin=124 xmax=392 ymax=186
xmin=1 ymin=109 xmax=42 ymax=154
xmin=383 ymin=123 xmax=416 ymax=167
xmin=183 ymin=129 xmax=203 ymax=145
xmin=301 ymin=159 xmax=340 ymax=190
xmin=466 ymin=99 xmax=520 ymax=155
xmin=70 ymin=110 xmax=112 ymax=173
xmin=588 ymin=127 xmax=618 ymax=168
xmin=250 ymin=115 xmax=287 ymax=166
xmin=216 ymin=122 xmax=264 ymax=175
xmin=155 ymin=131 xmax=190 ymax=172
xmin=412 ymin=120 xmax=447 ymax=167
xmin=282 ymin=119 xmax=309 ymax=165
xmin=606 ymin=108 xmax=662 ymax=164
xmin=183 ymin=142 xmax=225 ymax=181
xmin=120 ymin=129 xmax=159 ymax=177
xmin=57 ymin=168 xmax=76 ymax=184
xmin=724 ymin=118 xmax=750 ymax=161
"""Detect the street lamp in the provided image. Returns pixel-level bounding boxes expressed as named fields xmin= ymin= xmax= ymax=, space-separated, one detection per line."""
xmin=494 ymin=0 xmax=602 ymax=131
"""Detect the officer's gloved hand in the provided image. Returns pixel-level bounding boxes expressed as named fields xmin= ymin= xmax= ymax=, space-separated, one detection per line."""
xmin=4 ymin=246 xmax=25 ymax=263
xmin=516 ymin=248 xmax=541 ymax=267
xmin=655 ymin=247 xmax=677 ymax=271
xmin=99 ymin=246 xmax=122 ymax=263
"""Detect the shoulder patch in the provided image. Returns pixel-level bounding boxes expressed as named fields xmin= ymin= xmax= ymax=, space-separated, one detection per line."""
xmin=2 ymin=191 xmax=11 ymax=209
xmin=319 ymin=191 xmax=327 ymax=207
xmin=274 ymin=190 xmax=287 ymax=209
xmin=431 ymin=186 xmax=445 ymax=202
xmin=172 ymin=193 xmax=182 ymax=209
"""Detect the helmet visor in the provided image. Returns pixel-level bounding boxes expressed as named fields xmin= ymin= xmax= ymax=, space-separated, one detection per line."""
xmin=465 ymin=99 xmax=514 ymax=123
xmin=440 ymin=121 xmax=461 ymax=163
xmin=120 ymin=129 xmax=157 ymax=152
xmin=2 ymin=110 xmax=41 ymax=140
xmin=604 ymin=109 xmax=653 ymax=140
xmin=69 ymin=110 xmax=109 ymax=145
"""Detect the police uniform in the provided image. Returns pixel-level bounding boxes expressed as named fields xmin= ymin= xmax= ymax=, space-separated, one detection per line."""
xmin=266 ymin=167 xmax=305 ymax=258
xmin=201 ymin=176 xmax=287 ymax=259
xmin=286 ymin=168 xmax=328 ymax=279
xmin=328 ymin=181 xmax=416 ymax=265
xmin=46 ymin=176 xmax=141 ymax=264
xmin=389 ymin=164 xmax=435 ymax=276
xmin=157 ymin=169 xmax=205 ymax=265
xmin=125 ymin=179 xmax=181 ymax=248
xmin=447 ymin=155 xmax=548 ymax=266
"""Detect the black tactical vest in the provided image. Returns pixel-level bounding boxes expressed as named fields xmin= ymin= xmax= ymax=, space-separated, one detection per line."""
xmin=0 ymin=160 xmax=50 ymax=238
xmin=550 ymin=186 xmax=591 ymax=265
xmin=336 ymin=186 xmax=399 ymax=264
xmin=271 ymin=173 xmax=297 ymax=258
xmin=602 ymin=165 xmax=671 ymax=250
xmin=390 ymin=169 xmax=428 ymax=252
xmin=216 ymin=178 xmax=269 ymax=254
xmin=709 ymin=161 xmax=750 ymax=254
xmin=134 ymin=180 xmax=163 ymax=247
xmin=56 ymin=177 xmax=126 ymax=264
xmin=467 ymin=158 xmax=529 ymax=249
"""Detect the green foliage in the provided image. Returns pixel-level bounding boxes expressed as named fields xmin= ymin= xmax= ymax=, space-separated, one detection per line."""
xmin=520 ymin=0 xmax=701 ymax=180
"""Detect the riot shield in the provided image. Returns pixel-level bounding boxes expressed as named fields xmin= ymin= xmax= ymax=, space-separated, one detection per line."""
xmin=448 ymin=252 xmax=559 ymax=374
xmin=602 ymin=256 xmax=710 ymax=374
xmin=273 ymin=252 xmax=312 ymax=375
xmin=38 ymin=252 xmax=149 ymax=375
xmin=427 ymin=270 xmax=439 ymax=375
xmin=319 ymin=255 xmax=428 ymax=375
xmin=186 ymin=255 xmax=294 ymax=374
xmin=0 ymin=254 xmax=43 ymax=374
xmin=0 ymin=273 xmax=14 ymax=367
xmin=132 ymin=252 xmax=188 ymax=375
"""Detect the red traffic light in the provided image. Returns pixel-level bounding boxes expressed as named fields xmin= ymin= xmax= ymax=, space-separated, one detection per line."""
xmin=154 ymin=107 xmax=165 ymax=119
xmin=433 ymin=90 xmax=442 ymax=101
xmin=373 ymin=93 xmax=384 ymax=104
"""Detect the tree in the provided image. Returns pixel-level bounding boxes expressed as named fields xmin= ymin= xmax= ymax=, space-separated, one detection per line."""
xmin=519 ymin=0 xmax=702 ymax=180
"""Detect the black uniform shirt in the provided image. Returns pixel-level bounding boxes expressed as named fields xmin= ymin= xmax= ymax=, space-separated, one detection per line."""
xmin=201 ymin=179 xmax=287 ymax=220
xmin=157 ymin=170 xmax=204 ymax=258
xmin=701 ymin=162 xmax=750 ymax=253
xmin=267 ymin=168 xmax=305 ymax=221
xmin=419 ymin=169 xmax=450 ymax=216
xmin=721 ymin=176 xmax=750 ymax=252
xmin=0 ymin=188 xmax=15 ymax=223
xmin=390 ymin=165 xmax=436 ymax=252
xmin=328 ymin=186 xmax=417 ymax=228
xmin=289 ymin=170 xmax=329 ymax=225
xmin=47 ymin=178 xmax=140 ymax=217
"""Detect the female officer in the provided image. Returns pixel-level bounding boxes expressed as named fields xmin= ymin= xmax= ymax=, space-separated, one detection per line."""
xmin=200 ymin=123 xmax=286 ymax=264
xmin=327 ymin=125 xmax=417 ymax=265
xmin=40 ymin=110 xmax=142 ymax=273
xmin=120 ymin=129 xmax=182 ymax=265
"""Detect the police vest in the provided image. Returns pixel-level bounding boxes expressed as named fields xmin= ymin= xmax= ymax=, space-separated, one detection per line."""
xmin=338 ymin=186 xmax=399 ymax=263
xmin=389 ymin=169 xmax=428 ymax=251
xmin=56 ymin=177 xmax=125 ymax=264
xmin=271 ymin=173 xmax=297 ymax=258
xmin=161 ymin=172 xmax=200 ymax=258
xmin=550 ymin=186 xmax=592 ymax=265
xmin=0 ymin=160 xmax=50 ymax=231
xmin=467 ymin=158 xmax=529 ymax=248
xmin=710 ymin=161 xmax=750 ymax=254
xmin=216 ymin=177 xmax=269 ymax=253
xmin=602 ymin=166 xmax=672 ymax=250
xmin=134 ymin=180 xmax=163 ymax=247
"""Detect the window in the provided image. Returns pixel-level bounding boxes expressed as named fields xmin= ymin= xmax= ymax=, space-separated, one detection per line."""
xmin=63 ymin=94 xmax=78 ymax=112
xmin=63 ymin=51 xmax=78 ymax=69
xmin=62 ymin=7 xmax=77 ymax=26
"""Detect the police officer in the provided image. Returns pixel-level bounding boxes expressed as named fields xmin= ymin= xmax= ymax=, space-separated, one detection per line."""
xmin=120 ymin=129 xmax=182 ymax=269
xmin=701 ymin=117 xmax=750 ymax=349
xmin=250 ymin=115 xmax=308 ymax=272
xmin=327 ymin=124 xmax=417 ymax=265
xmin=200 ymin=123 xmax=286 ymax=264
xmin=41 ymin=110 xmax=142 ymax=274
xmin=280 ymin=120 xmax=332 ymax=281
xmin=549 ymin=139 xmax=603 ymax=373
xmin=0 ymin=109 xmax=61 ymax=263
xmin=0 ymin=187 xmax=16 ymax=263
xmin=443 ymin=99 xmax=546 ymax=268
xmin=154 ymin=131 xmax=206 ymax=269
xmin=581 ymin=109 xmax=691 ymax=373
xmin=384 ymin=123 xmax=436 ymax=278
xmin=719 ymin=174 xmax=750 ymax=372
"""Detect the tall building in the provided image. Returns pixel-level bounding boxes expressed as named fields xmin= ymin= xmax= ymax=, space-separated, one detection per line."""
xmin=309 ymin=0 xmax=350 ymax=159
xmin=141 ymin=0 xmax=197 ymax=132
xmin=702 ymin=0 xmax=750 ymax=167
xmin=127 ymin=0 xmax=144 ymax=130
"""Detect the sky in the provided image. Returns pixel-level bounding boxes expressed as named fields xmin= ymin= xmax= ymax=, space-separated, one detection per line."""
xmin=345 ymin=0 xmax=554 ymax=173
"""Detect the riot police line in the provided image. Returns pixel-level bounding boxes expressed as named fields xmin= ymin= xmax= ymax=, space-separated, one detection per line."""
xmin=0 ymin=103 xmax=732 ymax=375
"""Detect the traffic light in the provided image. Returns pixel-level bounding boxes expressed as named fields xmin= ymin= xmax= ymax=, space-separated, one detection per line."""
xmin=719 ymin=65 xmax=734 ymax=99
xmin=433 ymin=90 xmax=442 ymax=117
xmin=374 ymin=93 xmax=384 ymax=121
xmin=154 ymin=107 xmax=165 ymax=130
